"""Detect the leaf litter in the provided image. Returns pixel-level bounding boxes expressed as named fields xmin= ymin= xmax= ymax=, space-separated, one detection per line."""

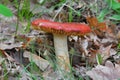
xmin=0 ymin=0 xmax=120 ymax=80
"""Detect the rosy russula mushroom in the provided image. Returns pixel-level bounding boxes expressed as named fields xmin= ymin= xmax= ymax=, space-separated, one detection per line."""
xmin=31 ymin=19 xmax=91 ymax=71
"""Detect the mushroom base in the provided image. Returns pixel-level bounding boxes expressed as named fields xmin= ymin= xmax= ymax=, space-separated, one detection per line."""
xmin=53 ymin=34 xmax=70 ymax=71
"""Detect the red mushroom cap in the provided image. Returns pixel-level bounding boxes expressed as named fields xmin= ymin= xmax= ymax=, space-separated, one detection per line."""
xmin=62 ymin=23 xmax=91 ymax=35
xmin=31 ymin=19 xmax=91 ymax=35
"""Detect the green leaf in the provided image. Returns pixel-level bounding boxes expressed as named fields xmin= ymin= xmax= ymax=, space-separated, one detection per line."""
xmin=0 ymin=4 xmax=13 ymax=17
xmin=109 ymin=14 xmax=120 ymax=20
xmin=106 ymin=0 xmax=120 ymax=10
xmin=117 ymin=43 xmax=120 ymax=49
xmin=97 ymin=9 xmax=109 ymax=22
xmin=96 ymin=53 xmax=103 ymax=65
xmin=38 ymin=0 xmax=46 ymax=5
xmin=115 ymin=9 xmax=120 ymax=14
xmin=111 ymin=0 xmax=120 ymax=10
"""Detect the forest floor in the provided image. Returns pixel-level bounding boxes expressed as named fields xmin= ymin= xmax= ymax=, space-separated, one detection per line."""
xmin=0 ymin=0 xmax=120 ymax=80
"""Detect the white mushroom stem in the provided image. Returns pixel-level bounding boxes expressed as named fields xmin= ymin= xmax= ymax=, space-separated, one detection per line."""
xmin=53 ymin=34 xmax=70 ymax=71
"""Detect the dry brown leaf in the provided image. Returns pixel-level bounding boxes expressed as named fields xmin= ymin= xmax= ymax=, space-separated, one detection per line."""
xmin=99 ymin=44 xmax=113 ymax=61
xmin=87 ymin=16 xmax=98 ymax=27
xmin=89 ymin=33 xmax=100 ymax=44
xmin=81 ymin=39 xmax=89 ymax=55
xmin=23 ymin=51 xmax=50 ymax=71
xmin=15 ymin=35 xmax=34 ymax=49
xmin=0 ymin=43 xmax=22 ymax=50
xmin=86 ymin=61 xmax=120 ymax=80
xmin=0 ymin=49 xmax=5 ymax=64
xmin=116 ymin=31 xmax=120 ymax=39
xmin=0 ymin=49 xmax=17 ymax=63
xmin=87 ymin=17 xmax=107 ymax=31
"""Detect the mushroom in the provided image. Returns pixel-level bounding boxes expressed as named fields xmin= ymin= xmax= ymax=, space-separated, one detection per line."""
xmin=31 ymin=19 xmax=91 ymax=71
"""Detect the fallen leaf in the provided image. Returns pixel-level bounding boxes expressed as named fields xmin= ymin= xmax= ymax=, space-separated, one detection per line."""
xmin=15 ymin=35 xmax=34 ymax=49
xmin=87 ymin=16 xmax=107 ymax=31
xmin=86 ymin=61 xmax=120 ymax=80
xmin=116 ymin=31 xmax=120 ymax=39
xmin=81 ymin=39 xmax=89 ymax=55
xmin=0 ymin=43 xmax=22 ymax=50
xmin=0 ymin=49 xmax=17 ymax=63
xmin=118 ymin=0 xmax=120 ymax=2
xmin=99 ymin=44 xmax=113 ymax=61
xmin=87 ymin=16 xmax=98 ymax=27
xmin=0 ymin=49 xmax=5 ymax=64
xmin=23 ymin=51 xmax=50 ymax=71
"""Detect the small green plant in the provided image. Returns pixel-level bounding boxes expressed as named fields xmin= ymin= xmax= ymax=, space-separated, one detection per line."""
xmin=38 ymin=0 xmax=46 ymax=5
xmin=117 ymin=43 xmax=120 ymax=55
xmin=0 ymin=4 xmax=13 ymax=17
xmin=97 ymin=0 xmax=120 ymax=22
xmin=96 ymin=53 xmax=103 ymax=65
xmin=1 ymin=60 xmax=9 ymax=80
xmin=18 ymin=0 xmax=33 ymax=21
xmin=13 ymin=0 xmax=33 ymax=34
xmin=106 ymin=0 xmax=120 ymax=20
